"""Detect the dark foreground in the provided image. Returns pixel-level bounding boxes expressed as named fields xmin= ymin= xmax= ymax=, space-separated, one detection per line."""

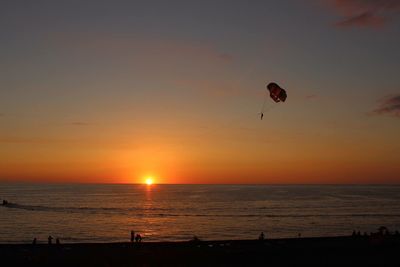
xmin=1 ymin=236 xmax=400 ymax=267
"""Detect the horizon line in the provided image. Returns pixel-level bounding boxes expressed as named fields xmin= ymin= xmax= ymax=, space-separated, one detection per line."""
xmin=1 ymin=181 xmax=400 ymax=186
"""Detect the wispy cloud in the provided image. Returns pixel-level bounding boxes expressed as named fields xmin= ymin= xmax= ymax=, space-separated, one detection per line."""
xmin=327 ymin=0 xmax=400 ymax=28
xmin=336 ymin=11 xmax=386 ymax=27
xmin=372 ymin=94 xmax=400 ymax=117
xmin=305 ymin=94 xmax=318 ymax=99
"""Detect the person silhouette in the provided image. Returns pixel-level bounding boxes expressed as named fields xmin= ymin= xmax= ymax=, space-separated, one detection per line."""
xmin=131 ymin=231 xmax=135 ymax=243
xmin=32 ymin=238 xmax=37 ymax=245
xmin=135 ymin=234 xmax=142 ymax=242
xmin=48 ymin=235 xmax=53 ymax=245
xmin=259 ymin=232 xmax=265 ymax=240
xmin=56 ymin=238 xmax=60 ymax=245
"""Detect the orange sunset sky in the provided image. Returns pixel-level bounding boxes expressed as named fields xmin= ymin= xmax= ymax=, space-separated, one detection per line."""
xmin=1 ymin=1 xmax=400 ymax=184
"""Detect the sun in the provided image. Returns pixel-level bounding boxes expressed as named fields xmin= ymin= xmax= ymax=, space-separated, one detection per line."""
xmin=145 ymin=177 xmax=154 ymax=186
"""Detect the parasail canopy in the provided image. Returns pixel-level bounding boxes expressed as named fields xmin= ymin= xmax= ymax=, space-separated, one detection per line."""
xmin=267 ymin=82 xmax=287 ymax=103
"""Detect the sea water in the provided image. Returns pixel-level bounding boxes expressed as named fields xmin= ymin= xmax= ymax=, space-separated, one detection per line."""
xmin=0 ymin=184 xmax=399 ymax=243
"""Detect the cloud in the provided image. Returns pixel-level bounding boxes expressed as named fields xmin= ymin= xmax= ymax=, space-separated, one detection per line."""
xmin=305 ymin=94 xmax=318 ymax=99
xmin=372 ymin=94 xmax=400 ymax=117
xmin=336 ymin=11 xmax=386 ymax=27
xmin=327 ymin=0 xmax=400 ymax=28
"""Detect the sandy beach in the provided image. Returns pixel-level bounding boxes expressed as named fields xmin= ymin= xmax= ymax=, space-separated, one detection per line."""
xmin=1 ymin=235 xmax=400 ymax=266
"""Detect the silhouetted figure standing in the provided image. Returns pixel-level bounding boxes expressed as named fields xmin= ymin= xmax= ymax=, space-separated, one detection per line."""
xmin=48 ymin=235 xmax=53 ymax=245
xmin=131 ymin=231 xmax=135 ymax=243
xmin=56 ymin=238 xmax=60 ymax=245
xmin=32 ymin=238 xmax=37 ymax=245
xmin=259 ymin=232 xmax=265 ymax=240
xmin=378 ymin=226 xmax=387 ymax=235
xmin=135 ymin=234 xmax=142 ymax=242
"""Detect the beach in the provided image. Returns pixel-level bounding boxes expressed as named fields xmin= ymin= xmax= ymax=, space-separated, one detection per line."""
xmin=2 ymin=185 xmax=400 ymax=266
xmin=2 ymin=235 xmax=400 ymax=266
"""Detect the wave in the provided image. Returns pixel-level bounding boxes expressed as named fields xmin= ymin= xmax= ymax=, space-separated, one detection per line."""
xmin=2 ymin=202 xmax=400 ymax=218
xmin=1 ymin=202 xmax=165 ymax=213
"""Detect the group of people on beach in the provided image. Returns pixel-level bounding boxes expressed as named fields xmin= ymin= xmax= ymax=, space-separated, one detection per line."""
xmin=31 ymin=236 xmax=61 ymax=245
xmin=130 ymin=231 xmax=142 ymax=243
xmin=30 ymin=232 xmax=143 ymax=245
xmin=352 ymin=226 xmax=400 ymax=238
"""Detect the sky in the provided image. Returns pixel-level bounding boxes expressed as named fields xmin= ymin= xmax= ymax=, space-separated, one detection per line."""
xmin=1 ymin=0 xmax=400 ymax=184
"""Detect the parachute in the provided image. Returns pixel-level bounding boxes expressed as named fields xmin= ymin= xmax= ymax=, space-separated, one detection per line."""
xmin=267 ymin=82 xmax=287 ymax=103
xmin=260 ymin=82 xmax=287 ymax=120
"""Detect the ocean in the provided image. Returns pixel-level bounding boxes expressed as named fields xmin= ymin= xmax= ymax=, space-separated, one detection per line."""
xmin=0 ymin=184 xmax=399 ymax=243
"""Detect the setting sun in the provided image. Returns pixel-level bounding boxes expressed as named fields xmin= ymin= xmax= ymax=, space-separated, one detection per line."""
xmin=145 ymin=177 xmax=154 ymax=185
